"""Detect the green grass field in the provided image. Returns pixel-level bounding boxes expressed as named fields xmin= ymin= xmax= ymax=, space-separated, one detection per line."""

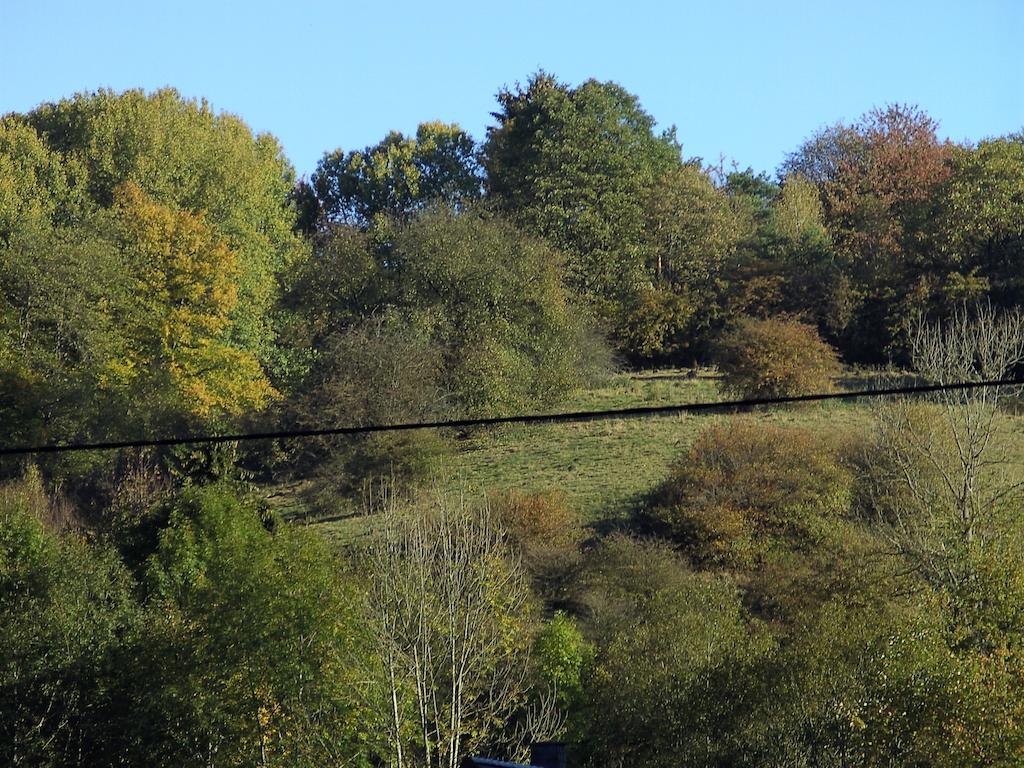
xmin=271 ymin=368 xmax=1024 ymax=546
xmin=298 ymin=369 xmax=890 ymax=542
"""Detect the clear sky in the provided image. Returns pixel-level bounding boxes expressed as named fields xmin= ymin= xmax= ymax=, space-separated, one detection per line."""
xmin=1 ymin=0 xmax=1021 ymax=180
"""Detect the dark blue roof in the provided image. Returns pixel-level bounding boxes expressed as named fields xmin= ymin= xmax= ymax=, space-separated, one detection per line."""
xmin=462 ymin=757 xmax=534 ymax=768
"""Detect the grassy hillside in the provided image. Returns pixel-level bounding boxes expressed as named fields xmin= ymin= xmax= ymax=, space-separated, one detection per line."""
xmin=297 ymin=369 xmax=883 ymax=541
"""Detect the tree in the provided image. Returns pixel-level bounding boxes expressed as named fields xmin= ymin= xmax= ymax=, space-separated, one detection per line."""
xmin=645 ymin=162 xmax=744 ymax=287
xmin=16 ymin=87 xmax=306 ymax=363
xmin=389 ymin=207 xmax=592 ymax=415
xmin=856 ymin=305 xmax=1024 ymax=648
xmin=484 ymin=73 xmax=680 ymax=309
xmin=576 ymin=535 xmax=774 ymax=767
xmin=313 ymin=122 xmax=482 ymax=225
xmin=937 ymin=138 xmax=1024 ymax=308
xmin=134 ymin=484 xmax=380 ymax=767
xmin=0 ymin=473 xmax=138 ymax=767
xmin=620 ymin=163 xmax=744 ymax=362
xmin=108 ymin=183 xmax=278 ymax=421
xmin=288 ymin=313 xmax=448 ymax=502
xmin=650 ymin=420 xmax=851 ymax=572
xmin=1 ymin=91 xmax=301 ymax=492
xmin=782 ymin=105 xmax=953 ymax=361
xmin=365 ymin=488 xmax=545 ymax=768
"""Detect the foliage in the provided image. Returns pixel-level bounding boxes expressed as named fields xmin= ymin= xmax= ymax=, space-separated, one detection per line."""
xmin=365 ymin=489 xmax=547 ymax=768
xmin=576 ymin=535 xmax=775 ymax=767
xmin=0 ymin=89 xmax=301 ymax=492
xmin=313 ymin=122 xmax=482 ymax=225
xmin=533 ymin=612 xmax=590 ymax=710
xmin=715 ymin=315 xmax=841 ymax=399
xmin=491 ymin=489 xmax=583 ymax=597
xmin=650 ymin=419 xmax=851 ymax=570
xmin=21 ymin=87 xmax=306 ymax=359
xmin=752 ymin=602 xmax=1024 ymax=768
xmin=390 ymin=206 xmax=594 ymax=414
xmin=937 ymin=138 xmax=1024 ymax=307
xmin=614 ymin=283 xmax=698 ymax=364
xmin=783 ymin=104 xmax=954 ymax=360
xmin=484 ymin=72 xmax=680 ymax=310
xmin=290 ymin=313 xmax=447 ymax=497
xmin=133 ymin=484 xmax=380 ymax=767
xmin=109 ymin=183 xmax=278 ymax=419
xmin=0 ymin=474 xmax=138 ymax=767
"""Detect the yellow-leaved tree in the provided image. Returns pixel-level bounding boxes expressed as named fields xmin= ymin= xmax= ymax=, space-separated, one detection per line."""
xmin=110 ymin=183 xmax=277 ymax=420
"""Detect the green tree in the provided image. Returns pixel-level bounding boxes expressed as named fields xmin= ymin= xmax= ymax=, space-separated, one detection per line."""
xmin=16 ymin=87 xmax=306 ymax=363
xmin=390 ymin=206 xmax=592 ymax=414
xmin=484 ymin=73 xmax=680 ymax=310
xmin=0 ymin=473 xmax=138 ymax=767
xmin=313 ymin=122 xmax=481 ymax=225
xmin=133 ymin=484 xmax=380 ymax=767
xmin=576 ymin=535 xmax=774 ymax=767
xmin=622 ymin=162 xmax=745 ymax=361
xmin=937 ymin=137 xmax=1024 ymax=308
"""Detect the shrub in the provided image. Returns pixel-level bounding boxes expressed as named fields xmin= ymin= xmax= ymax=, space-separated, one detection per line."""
xmin=576 ymin=535 xmax=774 ymax=768
xmin=649 ymin=419 xmax=851 ymax=569
xmin=291 ymin=314 xmax=449 ymax=502
xmin=491 ymin=489 xmax=583 ymax=597
xmin=614 ymin=285 xmax=696 ymax=364
xmin=714 ymin=315 xmax=840 ymax=399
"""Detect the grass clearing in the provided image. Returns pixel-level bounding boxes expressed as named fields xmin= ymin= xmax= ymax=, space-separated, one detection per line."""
xmin=287 ymin=369 xmax=1024 ymax=544
xmin=306 ymin=369 xmax=887 ymax=542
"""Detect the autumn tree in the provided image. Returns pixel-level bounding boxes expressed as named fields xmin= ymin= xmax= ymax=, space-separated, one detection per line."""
xmin=0 ymin=90 xmax=300 ymax=490
xmin=109 ymin=183 xmax=277 ymax=421
xmin=783 ymin=105 xmax=953 ymax=360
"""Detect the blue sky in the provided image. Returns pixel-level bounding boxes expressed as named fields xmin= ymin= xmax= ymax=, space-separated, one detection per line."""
xmin=1 ymin=0 xmax=1021 ymax=179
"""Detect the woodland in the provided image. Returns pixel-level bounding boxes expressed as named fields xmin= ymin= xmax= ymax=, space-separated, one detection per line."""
xmin=2 ymin=73 xmax=1024 ymax=766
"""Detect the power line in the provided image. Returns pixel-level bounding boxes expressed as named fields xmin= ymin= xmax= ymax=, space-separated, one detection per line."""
xmin=1 ymin=377 xmax=1021 ymax=457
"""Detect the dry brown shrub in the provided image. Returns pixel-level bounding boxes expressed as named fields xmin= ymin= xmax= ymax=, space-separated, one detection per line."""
xmin=490 ymin=489 xmax=583 ymax=583
xmin=650 ymin=419 xmax=851 ymax=568
xmin=715 ymin=315 xmax=840 ymax=399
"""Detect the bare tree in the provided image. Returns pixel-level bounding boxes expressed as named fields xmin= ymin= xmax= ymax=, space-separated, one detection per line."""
xmin=366 ymin=488 xmax=549 ymax=768
xmin=860 ymin=304 xmax=1024 ymax=608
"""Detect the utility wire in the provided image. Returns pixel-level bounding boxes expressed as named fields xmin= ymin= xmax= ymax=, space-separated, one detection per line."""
xmin=1 ymin=377 xmax=1022 ymax=457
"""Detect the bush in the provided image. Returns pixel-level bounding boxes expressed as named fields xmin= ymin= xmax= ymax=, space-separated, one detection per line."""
xmin=714 ymin=315 xmax=840 ymax=399
xmin=649 ymin=419 xmax=851 ymax=569
xmin=0 ymin=476 xmax=138 ymax=767
xmin=575 ymin=535 xmax=774 ymax=767
xmin=491 ymin=489 xmax=583 ymax=597
xmin=392 ymin=206 xmax=597 ymax=414
xmin=290 ymin=314 xmax=449 ymax=502
xmin=614 ymin=285 xmax=696 ymax=364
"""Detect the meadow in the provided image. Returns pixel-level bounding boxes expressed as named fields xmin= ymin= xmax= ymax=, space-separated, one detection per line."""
xmin=302 ymin=369 xmax=893 ymax=542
